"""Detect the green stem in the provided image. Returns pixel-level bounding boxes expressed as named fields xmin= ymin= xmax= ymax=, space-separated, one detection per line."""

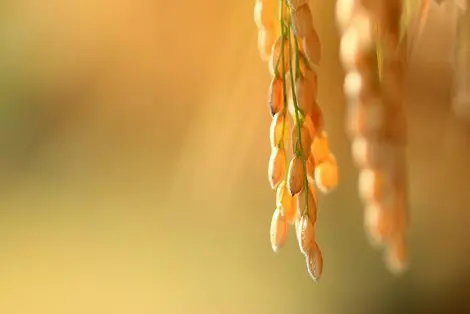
xmin=293 ymin=35 xmax=301 ymax=80
xmin=279 ymin=0 xmax=288 ymax=173
xmin=287 ymin=23 xmax=309 ymax=216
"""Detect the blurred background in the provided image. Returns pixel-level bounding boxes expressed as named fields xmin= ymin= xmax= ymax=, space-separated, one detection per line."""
xmin=0 ymin=1 xmax=469 ymax=313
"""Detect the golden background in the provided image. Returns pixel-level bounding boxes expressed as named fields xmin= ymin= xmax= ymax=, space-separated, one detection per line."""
xmin=0 ymin=1 xmax=469 ymax=313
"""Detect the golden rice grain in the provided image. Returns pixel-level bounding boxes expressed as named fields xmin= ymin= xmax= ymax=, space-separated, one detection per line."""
xmin=291 ymin=4 xmax=314 ymax=38
xmin=270 ymin=110 xmax=288 ymax=148
xmin=384 ymin=234 xmax=408 ymax=275
xmin=306 ymin=102 xmax=324 ymax=132
xmin=258 ymin=27 xmax=277 ymax=62
xmin=351 ymin=9 xmax=374 ymax=48
xmin=267 ymin=75 xmax=285 ymax=116
xmin=314 ymin=155 xmax=339 ymax=193
xmin=347 ymin=99 xmax=386 ymax=138
xmin=270 ymin=36 xmax=290 ymax=76
xmin=339 ymin=26 xmax=375 ymax=71
xmin=308 ymin=176 xmax=317 ymax=199
xmin=276 ymin=181 xmax=298 ymax=223
xmin=302 ymin=109 xmax=317 ymax=138
xmin=343 ymin=69 xmax=379 ymax=102
xmin=302 ymin=29 xmax=321 ymax=66
xmin=351 ymin=136 xmax=368 ymax=167
xmin=358 ymin=168 xmax=393 ymax=203
xmin=291 ymin=123 xmax=312 ymax=158
xmin=335 ymin=0 xmax=358 ymax=31
xmin=268 ymin=146 xmax=287 ymax=189
xmin=306 ymin=243 xmax=323 ymax=281
xmin=364 ymin=203 xmax=391 ymax=247
xmin=343 ymin=70 xmax=364 ymax=98
xmin=339 ymin=27 xmax=361 ymax=70
xmin=311 ymin=131 xmax=330 ymax=165
xmin=351 ymin=137 xmax=403 ymax=170
xmin=287 ymin=156 xmax=305 ymax=195
xmin=254 ymin=0 xmax=276 ymax=30
xmin=295 ymin=69 xmax=318 ymax=114
xmin=270 ymin=208 xmax=288 ymax=253
xmin=297 ymin=214 xmax=315 ymax=255
xmin=306 ymin=155 xmax=315 ymax=179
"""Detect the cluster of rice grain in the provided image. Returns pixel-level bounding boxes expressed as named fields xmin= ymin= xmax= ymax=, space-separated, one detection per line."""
xmin=336 ymin=0 xmax=409 ymax=274
xmin=254 ymin=0 xmax=339 ymax=282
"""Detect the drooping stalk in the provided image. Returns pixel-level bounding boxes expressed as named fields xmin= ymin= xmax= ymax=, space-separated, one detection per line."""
xmin=255 ymin=0 xmax=338 ymax=282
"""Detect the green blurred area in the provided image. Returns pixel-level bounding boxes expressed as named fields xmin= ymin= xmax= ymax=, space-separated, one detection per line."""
xmin=0 ymin=1 xmax=470 ymax=314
